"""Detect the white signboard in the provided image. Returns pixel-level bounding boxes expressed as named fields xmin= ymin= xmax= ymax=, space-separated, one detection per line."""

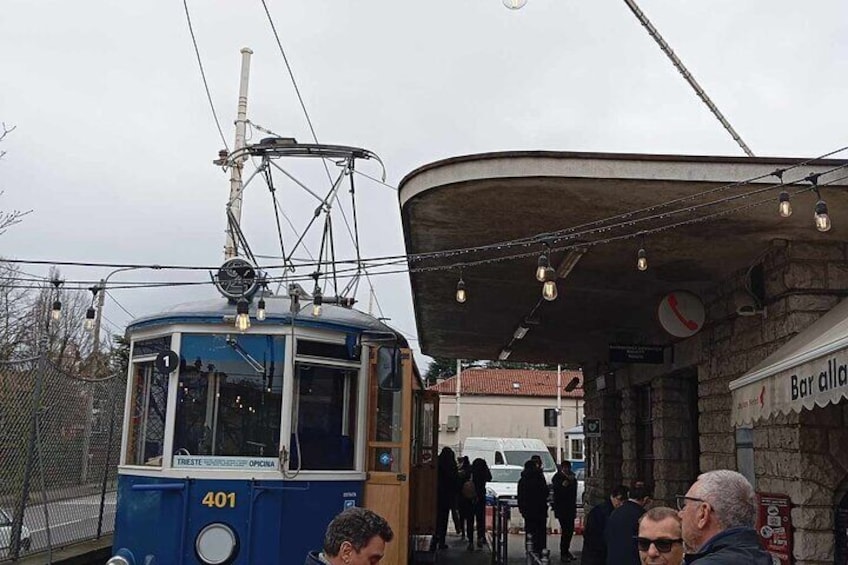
xmin=657 ymin=291 xmax=705 ymax=338
xmin=173 ymin=455 xmax=278 ymax=470
xmin=733 ymin=349 xmax=848 ymax=426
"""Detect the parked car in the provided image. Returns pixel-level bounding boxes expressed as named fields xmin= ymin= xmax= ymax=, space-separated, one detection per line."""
xmin=485 ymin=464 xmax=523 ymax=502
xmin=0 ymin=508 xmax=31 ymax=552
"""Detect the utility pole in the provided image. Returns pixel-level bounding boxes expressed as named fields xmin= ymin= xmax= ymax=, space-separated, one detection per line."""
xmin=556 ymin=364 xmax=562 ymax=464
xmin=455 ymin=359 xmax=462 ymax=421
xmin=79 ymin=281 xmax=106 ymax=483
xmin=224 ymin=47 xmax=253 ymax=260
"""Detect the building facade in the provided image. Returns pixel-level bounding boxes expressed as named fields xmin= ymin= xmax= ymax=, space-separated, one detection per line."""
xmin=428 ymin=368 xmax=583 ymax=461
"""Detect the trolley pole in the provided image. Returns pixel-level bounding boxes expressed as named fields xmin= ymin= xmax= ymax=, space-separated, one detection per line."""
xmin=224 ymin=47 xmax=253 ymax=260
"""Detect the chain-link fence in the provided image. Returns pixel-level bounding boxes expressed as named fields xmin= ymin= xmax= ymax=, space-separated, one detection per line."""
xmin=0 ymin=355 xmax=125 ymax=562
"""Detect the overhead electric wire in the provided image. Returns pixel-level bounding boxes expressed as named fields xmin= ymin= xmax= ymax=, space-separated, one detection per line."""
xmin=182 ymin=0 xmax=229 ymax=151
xmin=104 ymin=291 xmax=135 ymax=319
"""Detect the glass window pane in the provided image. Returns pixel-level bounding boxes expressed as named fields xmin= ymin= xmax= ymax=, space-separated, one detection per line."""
xmin=126 ymin=362 xmax=168 ymax=466
xmin=292 ymin=363 xmax=357 ymax=470
xmin=370 ymin=447 xmax=401 ymax=473
xmin=375 ymin=388 xmax=402 ymax=443
xmin=173 ymin=334 xmax=284 ymax=460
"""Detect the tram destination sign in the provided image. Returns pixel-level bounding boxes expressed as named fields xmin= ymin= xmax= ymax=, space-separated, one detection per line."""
xmin=174 ymin=455 xmax=277 ymax=470
xmin=609 ymin=344 xmax=665 ymax=364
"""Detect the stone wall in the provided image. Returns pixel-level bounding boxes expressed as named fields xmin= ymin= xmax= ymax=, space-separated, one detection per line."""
xmin=584 ymin=239 xmax=848 ymax=561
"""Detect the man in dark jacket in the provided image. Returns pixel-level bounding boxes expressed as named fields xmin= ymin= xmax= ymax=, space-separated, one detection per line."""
xmin=605 ymin=484 xmax=651 ymax=565
xmin=518 ymin=459 xmax=550 ymax=554
xmin=581 ymin=484 xmax=628 ymax=565
xmin=678 ymin=470 xmax=772 ymax=564
xmin=551 ymin=461 xmax=578 ymax=562
xmin=304 ymin=507 xmax=394 ymax=564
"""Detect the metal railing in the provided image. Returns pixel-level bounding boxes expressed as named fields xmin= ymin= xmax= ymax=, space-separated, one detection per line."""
xmin=0 ymin=355 xmax=125 ymax=562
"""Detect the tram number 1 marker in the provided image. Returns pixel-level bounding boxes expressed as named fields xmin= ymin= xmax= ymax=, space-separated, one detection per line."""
xmin=155 ymin=350 xmax=180 ymax=374
xmin=202 ymin=491 xmax=237 ymax=508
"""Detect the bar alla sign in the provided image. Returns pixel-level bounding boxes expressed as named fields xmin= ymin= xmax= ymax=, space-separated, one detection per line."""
xmin=790 ymin=356 xmax=848 ymax=401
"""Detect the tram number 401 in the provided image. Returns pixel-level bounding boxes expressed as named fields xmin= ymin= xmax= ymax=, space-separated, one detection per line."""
xmin=201 ymin=492 xmax=236 ymax=508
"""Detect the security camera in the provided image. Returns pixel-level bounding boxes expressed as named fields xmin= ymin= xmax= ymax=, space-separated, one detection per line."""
xmin=733 ymin=290 xmax=766 ymax=317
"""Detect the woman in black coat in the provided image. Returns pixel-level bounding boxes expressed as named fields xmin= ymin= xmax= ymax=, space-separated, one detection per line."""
xmin=470 ymin=458 xmax=492 ymax=548
xmin=435 ymin=447 xmax=458 ymax=549
xmin=518 ymin=459 xmax=549 ymax=554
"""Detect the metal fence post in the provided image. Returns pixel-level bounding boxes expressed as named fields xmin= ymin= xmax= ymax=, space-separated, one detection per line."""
xmin=10 ymin=347 xmax=46 ymax=559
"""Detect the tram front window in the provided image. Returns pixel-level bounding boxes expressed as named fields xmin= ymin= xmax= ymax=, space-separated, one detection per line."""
xmin=126 ymin=361 xmax=168 ymax=466
xmin=174 ymin=334 xmax=284 ymax=460
xmin=291 ymin=363 xmax=358 ymax=470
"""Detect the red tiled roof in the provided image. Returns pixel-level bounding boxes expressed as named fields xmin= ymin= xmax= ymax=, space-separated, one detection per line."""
xmin=427 ymin=368 xmax=583 ymax=398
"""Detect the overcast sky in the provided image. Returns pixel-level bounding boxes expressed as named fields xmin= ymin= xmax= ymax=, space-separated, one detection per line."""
xmin=1 ymin=0 xmax=846 ymax=367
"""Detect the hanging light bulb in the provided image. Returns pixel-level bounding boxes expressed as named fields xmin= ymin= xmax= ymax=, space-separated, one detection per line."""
xmin=312 ymin=287 xmax=323 ymax=317
xmin=637 ymin=248 xmax=648 ymax=271
xmin=814 ymin=199 xmax=832 ymax=232
xmin=542 ymin=267 xmax=557 ymax=301
xmin=455 ymin=278 xmax=467 ymax=304
xmin=535 ymin=253 xmax=549 ymax=282
xmin=503 ymin=0 xmax=527 ymax=8
xmin=85 ymin=306 xmax=96 ymax=331
xmin=235 ymin=298 xmax=251 ymax=332
xmin=256 ymin=297 xmax=266 ymax=321
xmin=778 ymin=190 xmax=792 ymax=218
xmin=51 ymin=299 xmax=62 ymax=321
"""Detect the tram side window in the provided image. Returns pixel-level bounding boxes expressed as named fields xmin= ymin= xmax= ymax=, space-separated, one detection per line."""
xmin=291 ymin=363 xmax=358 ymax=470
xmin=126 ymin=362 xmax=168 ymax=466
xmin=173 ymin=334 xmax=284 ymax=459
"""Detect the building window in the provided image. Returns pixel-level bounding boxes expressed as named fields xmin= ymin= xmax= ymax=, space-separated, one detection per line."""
xmin=570 ymin=438 xmax=584 ymax=460
xmin=735 ymin=427 xmax=755 ymax=487
xmin=635 ymin=385 xmax=654 ymax=489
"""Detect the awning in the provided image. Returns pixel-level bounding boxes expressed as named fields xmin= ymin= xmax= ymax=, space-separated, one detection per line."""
xmin=730 ymin=297 xmax=848 ymax=426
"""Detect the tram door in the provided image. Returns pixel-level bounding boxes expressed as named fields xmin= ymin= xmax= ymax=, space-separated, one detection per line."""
xmin=364 ymin=346 xmax=413 ymax=563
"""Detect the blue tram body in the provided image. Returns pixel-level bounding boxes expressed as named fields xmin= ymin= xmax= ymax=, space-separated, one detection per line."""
xmin=107 ymin=295 xmax=434 ymax=565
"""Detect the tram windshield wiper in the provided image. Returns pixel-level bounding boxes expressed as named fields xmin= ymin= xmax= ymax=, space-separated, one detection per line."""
xmin=225 ymin=336 xmax=265 ymax=374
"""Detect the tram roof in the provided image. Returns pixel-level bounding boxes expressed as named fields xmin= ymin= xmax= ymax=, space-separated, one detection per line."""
xmin=126 ymin=295 xmax=406 ymax=343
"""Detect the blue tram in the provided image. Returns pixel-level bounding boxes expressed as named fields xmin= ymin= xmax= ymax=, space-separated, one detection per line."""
xmin=106 ymin=289 xmax=439 ymax=564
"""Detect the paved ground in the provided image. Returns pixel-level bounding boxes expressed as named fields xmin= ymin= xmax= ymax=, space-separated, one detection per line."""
xmin=437 ymin=532 xmax=583 ymax=564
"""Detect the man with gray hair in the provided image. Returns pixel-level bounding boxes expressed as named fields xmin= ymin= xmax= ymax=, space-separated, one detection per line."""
xmin=676 ymin=470 xmax=771 ymax=564
xmin=304 ymin=507 xmax=394 ymax=565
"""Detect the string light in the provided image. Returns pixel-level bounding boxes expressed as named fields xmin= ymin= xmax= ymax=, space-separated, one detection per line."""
xmin=50 ymin=279 xmax=63 ymax=321
xmin=455 ymin=277 xmax=467 ymax=304
xmin=235 ymin=298 xmax=251 ymax=332
xmin=535 ymin=248 xmax=549 ymax=282
xmin=312 ymin=287 xmax=323 ymax=317
xmin=257 ymin=296 xmax=267 ymax=321
xmin=773 ymin=169 xmax=792 ymax=218
xmin=85 ymin=307 xmax=96 ymax=331
xmin=502 ymin=0 xmax=527 ymax=8
xmin=637 ymin=248 xmax=648 ymax=272
xmin=808 ymin=173 xmax=832 ymax=233
xmin=542 ymin=267 xmax=557 ymax=301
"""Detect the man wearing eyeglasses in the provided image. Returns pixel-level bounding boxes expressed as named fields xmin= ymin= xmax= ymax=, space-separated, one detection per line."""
xmin=636 ymin=507 xmax=684 ymax=565
xmin=676 ymin=470 xmax=772 ymax=564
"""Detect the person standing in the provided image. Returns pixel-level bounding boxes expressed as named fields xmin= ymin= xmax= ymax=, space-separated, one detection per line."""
xmin=470 ymin=457 xmax=492 ymax=549
xmin=677 ymin=470 xmax=772 ymax=564
xmin=304 ymin=507 xmax=394 ymax=565
xmin=456 ymin=456 xmax=475 ymax=550
xmin=518 ymin=459 xmax=549 ymax=555
xmin=637 ymin=507 xmax=684 ymax=565
xmin=581 ymin=485 xmax=628 ymax=565
xmin=605 ymin=484 xmax=652 ymax=565
xmin=435 ymin=447 xmax=458 ymax=550
xmin=551 ymin=461 xmax=578 ymax=562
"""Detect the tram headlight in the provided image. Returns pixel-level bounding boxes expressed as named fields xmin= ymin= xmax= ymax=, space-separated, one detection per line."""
xmin=195 ymin=522 xmax=238 ymax=565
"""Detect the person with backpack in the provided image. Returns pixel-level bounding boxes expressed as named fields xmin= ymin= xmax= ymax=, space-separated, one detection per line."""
xmin=470 ymin=458 xmax=492 ymax=549
xmin=457 ymin=456 xmax=475 ymax=551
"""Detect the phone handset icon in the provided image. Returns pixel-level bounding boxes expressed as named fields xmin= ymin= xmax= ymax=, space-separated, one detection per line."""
xmin=667 ymin=293 xmax=699 ymax=331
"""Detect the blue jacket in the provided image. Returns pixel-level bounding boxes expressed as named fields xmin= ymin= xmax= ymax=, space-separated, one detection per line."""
xmin=684 ymin=527 xmax=773 ymax=564
xmin=604 ymin=500 xmax=645 ymax=565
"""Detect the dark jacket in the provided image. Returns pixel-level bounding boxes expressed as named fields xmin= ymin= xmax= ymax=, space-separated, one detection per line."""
xmin=517 ymin=465 xmax=549 ymax=520
xmin=437 ymin=450 xmax=459 ymax=505
xmin=604 ymin=500 xmax=645 ymax=565
xmin=684 ymin=527 xmax=773 ymax=564
xmin=304 ymin=551 xmax=328 ymax=564
xmin=581 ymin=499 xmax=614 ymax=565
xmin=551 ymin=469 xmax=577 ymax=520
xmin=471 ymin=458 xmax=492 ymax=501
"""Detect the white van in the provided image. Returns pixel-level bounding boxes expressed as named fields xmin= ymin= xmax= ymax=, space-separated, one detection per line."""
xmin=462 ymin=437 xmax=557 ymax=482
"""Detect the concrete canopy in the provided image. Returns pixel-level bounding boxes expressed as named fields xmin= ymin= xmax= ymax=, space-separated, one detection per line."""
xmin=398 ymin=151 xmax=848 ymax=366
